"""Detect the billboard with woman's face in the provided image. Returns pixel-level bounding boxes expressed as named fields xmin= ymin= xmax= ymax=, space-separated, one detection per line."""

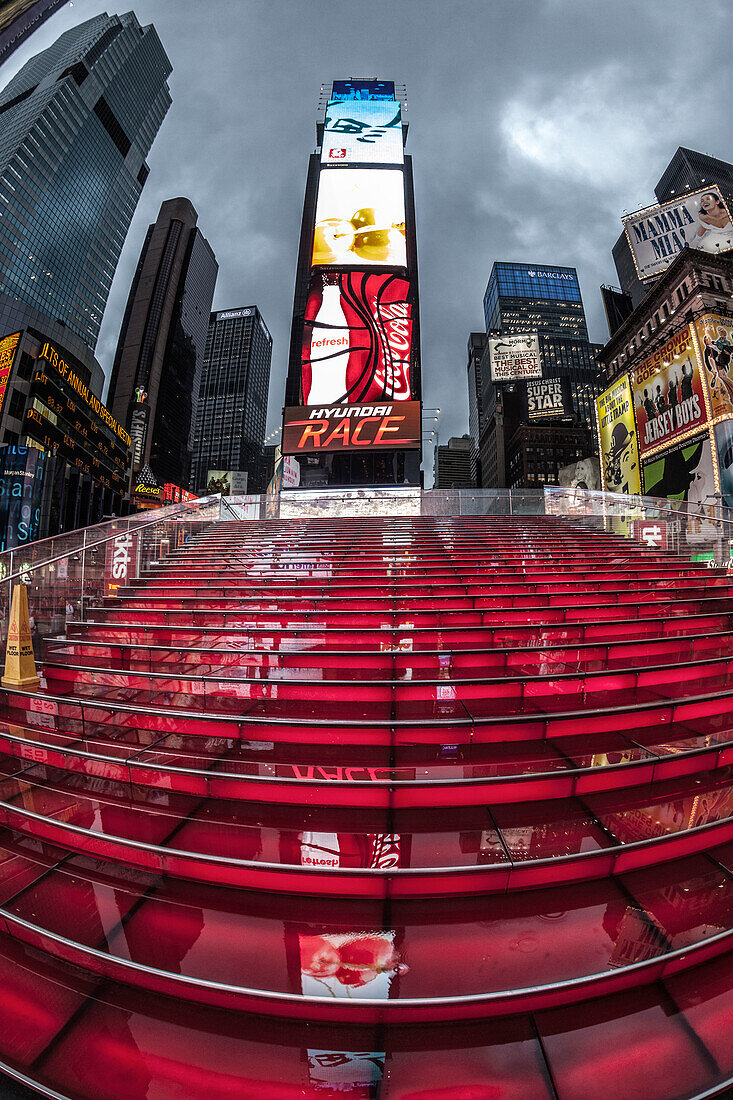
xmin=696 ymin=312 xmax=733 ymax=421
xmin=623 ymin=186 xmax=733 ymax=281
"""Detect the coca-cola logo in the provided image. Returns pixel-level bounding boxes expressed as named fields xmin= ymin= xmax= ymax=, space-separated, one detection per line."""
xmin=374 ymin=299 xmax=411 ymax=399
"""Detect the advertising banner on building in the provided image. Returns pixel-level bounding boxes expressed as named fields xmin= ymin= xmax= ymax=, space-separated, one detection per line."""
xmin=524 ymin=377 xmax=572 ymax=420
xmin=695 ymin=312 xmax=733 ymax=421
xmin=596 ymin=376 xmax=642 ymax=495
xmin=0 ymin=331 xmax=20 ymax=420
xmin=488 ymin=332 xmax=541 ymax=382
xmin=301 ymin=271 xmax=413 ymax=405
xmin=623 ymin=186 xmax=733 ymax=281
xmin=312 ymin=168 xmax=406 ymax=268
xmin=283 ymin=401 xmax=421 ymax=454
xmin=0 ymin=445 xmax=47 ymax=551
xmin=321 ymin=98 xmax=403 ymax=165
xmin=558 ymin=456 xmax=600 ymax=490
xmin=206 ymin=470 xmax=248 ymax=495
xmin=643 ymin=435 xmax=715 ymax=502
xmin=631 ymin=325 xmax=707 ymax=458
xmin=715 ymin=420 xmax=733 ymax=509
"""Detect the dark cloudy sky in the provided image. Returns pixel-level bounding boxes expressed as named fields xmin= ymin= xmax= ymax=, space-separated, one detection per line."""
xmin=3 ymin=0 xmax=733 ymax=468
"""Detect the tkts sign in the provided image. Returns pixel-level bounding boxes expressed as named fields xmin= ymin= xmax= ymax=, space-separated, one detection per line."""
xmin=283 ymin=401 xmax=421 ymax=453
xmin=301 ymin=272 xmax=414 ymax=406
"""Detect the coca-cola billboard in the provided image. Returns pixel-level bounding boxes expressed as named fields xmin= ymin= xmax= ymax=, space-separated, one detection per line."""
xmin=301 ymin=271 xmax=414 ymax=405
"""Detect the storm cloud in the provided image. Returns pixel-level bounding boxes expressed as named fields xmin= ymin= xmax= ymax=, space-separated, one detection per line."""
xmin=3 ymin=0 xmax=732 ymax=470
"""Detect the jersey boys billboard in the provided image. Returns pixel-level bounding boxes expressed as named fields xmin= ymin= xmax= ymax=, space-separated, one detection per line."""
xmin=623 ymin=186 xmax=733 ymax=282
xmin=631 ymin=325 xmax=707 ymax=458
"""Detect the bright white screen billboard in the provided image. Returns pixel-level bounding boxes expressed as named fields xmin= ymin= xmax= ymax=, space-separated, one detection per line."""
xmin=623 ymin=186 xmax=733 ymax=281
xmin=312 ymin=168 xmax=406 ymax=268
xmin=321 ymin=99 xmax=403 ymax=165
xmin=488 ymin=332 xmax=541 ymax=382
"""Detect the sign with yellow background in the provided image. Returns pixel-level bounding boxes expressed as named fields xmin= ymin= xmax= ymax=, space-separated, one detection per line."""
xmin=596 ymin=376 xmax=641 ymax=494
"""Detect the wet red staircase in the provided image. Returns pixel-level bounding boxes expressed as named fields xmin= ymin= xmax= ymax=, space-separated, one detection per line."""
xmin=0 ymin=515 xmax=732 ymax=1097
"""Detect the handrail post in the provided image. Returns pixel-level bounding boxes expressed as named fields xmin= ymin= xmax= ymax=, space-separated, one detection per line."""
xmin=79 ymin=529 xmax=87 ymax=621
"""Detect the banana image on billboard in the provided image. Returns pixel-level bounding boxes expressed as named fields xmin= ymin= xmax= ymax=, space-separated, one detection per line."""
xmin=596 ymin=376 xmax=642 ymax=494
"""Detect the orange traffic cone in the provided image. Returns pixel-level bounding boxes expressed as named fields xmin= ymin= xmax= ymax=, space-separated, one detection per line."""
xmin=1 ymin=584 xmax=40 ymax=688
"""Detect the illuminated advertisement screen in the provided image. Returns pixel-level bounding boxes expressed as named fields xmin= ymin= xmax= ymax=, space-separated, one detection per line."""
xmin=283 ymin=400 xmax=421 ymax=454
xmin=313 ymin=168 xmax=406 ymax=268
xmin=488 ymin=332 xmax=541 ymax=382
xmin=596 ymin=376 xmax=641 ymax=495
xmin=0 ymin=331 xmax=20 ymax=419
xmin=623 ymin=186 xmax=733 ymax=281
xmin=206 ymin=470 xmax=248 ymax=495
xmin=322 ymin=99 xmax=403 ymax=165
xmin=331 ymin=80 xmax=395 ymax=101
xmin=695 ymin=312 xmax=733 ymax=422
xmin=643 ymin=436 xmax=715 ymax=503
xmin=301 ymin=271 xmax=413 ymax=405
xmin=631 ymin=325 xmax=707 ymax=458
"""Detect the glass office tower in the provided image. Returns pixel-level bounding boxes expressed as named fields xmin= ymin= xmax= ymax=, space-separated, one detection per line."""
xmin=191 ymin=306 xmax=273 ymax=494
xmin=0 ymin=11 xmax=172 ymax=349
xmin=108 ymin=197 xmax=218 ymax=489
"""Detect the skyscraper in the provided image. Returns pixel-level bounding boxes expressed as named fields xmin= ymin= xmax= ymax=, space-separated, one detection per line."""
xmin=191 ymin=306 xmax=273 ymax=494
xmin=482 ymin=262 xmax=601 ymax=428
xmin=107 ymin=197 xmax=218 ymax=489
xmin=0 ymin=11 xmax=172 ymax=349
xmin=474 ymin=261 xmax=601 ymax=489
xmin=282 ymin=79 xmax=422 ymax=489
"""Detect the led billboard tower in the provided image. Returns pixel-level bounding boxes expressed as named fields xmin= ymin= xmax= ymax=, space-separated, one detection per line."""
xmin=283 ymin=80 xmax=422 ymax=488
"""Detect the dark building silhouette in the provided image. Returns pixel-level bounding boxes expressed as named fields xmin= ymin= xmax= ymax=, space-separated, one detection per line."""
xmin=107 ymin=197 xmax=218 ymax=488
xmin=434 ymin=436 xmax=474 ymax=489
xmin=191 ymin=306 xmax=273 ymax=494
xmin=0 ymin=11 xmax=171 ymax=349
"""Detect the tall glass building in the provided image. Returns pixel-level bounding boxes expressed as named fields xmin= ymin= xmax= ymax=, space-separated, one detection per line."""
xmin=191 ymin=306 xmax=273 ymax=494
xmin=108 ymin=197 xmax=218 ymax=489
xmin=0 ymin=11 xmax=172 ymax=349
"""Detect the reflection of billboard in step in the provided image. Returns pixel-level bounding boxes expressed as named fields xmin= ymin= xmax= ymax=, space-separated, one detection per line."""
xmin=696 ymin=312 xmax=733 ymax=421
xmin=642 ymin=436 xmax=715 ymax=503
xmin=623 ymin=186 xmax=733 ymax=281
xmin=312 ymin=169 xmax=406 ymax=268
xmin=283 ymin=401 xmax=421 ymax=454
xmin=631 ymin=325 xmax=706 ymax=458
xmin=301 ymin=272 xmax=413 ymax=405
xmin=322 ymin=99 xmax=403 ymax=165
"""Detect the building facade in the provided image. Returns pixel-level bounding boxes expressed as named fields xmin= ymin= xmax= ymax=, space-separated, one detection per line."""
xmin=107 ymin=197 xmax=218 ymax=489
xmin=472 ymin=262 xmax=602 ymax=488
xmin=433 ymin=435 xmax=474 ymax=489
xmin=0 ymin=292 xmax=130 ymax=544
xmin=282 ymin=79 xmax=422 ymax=489
xmin=191 ymin=306 xmax=273 ymax=495
xmin=596 ymin=248 xmax=733 ymax=509
xmin=0 ymin=12 xmax=172 ymax=350
xmin=612 ymin=147 xmax=733 ymax=311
